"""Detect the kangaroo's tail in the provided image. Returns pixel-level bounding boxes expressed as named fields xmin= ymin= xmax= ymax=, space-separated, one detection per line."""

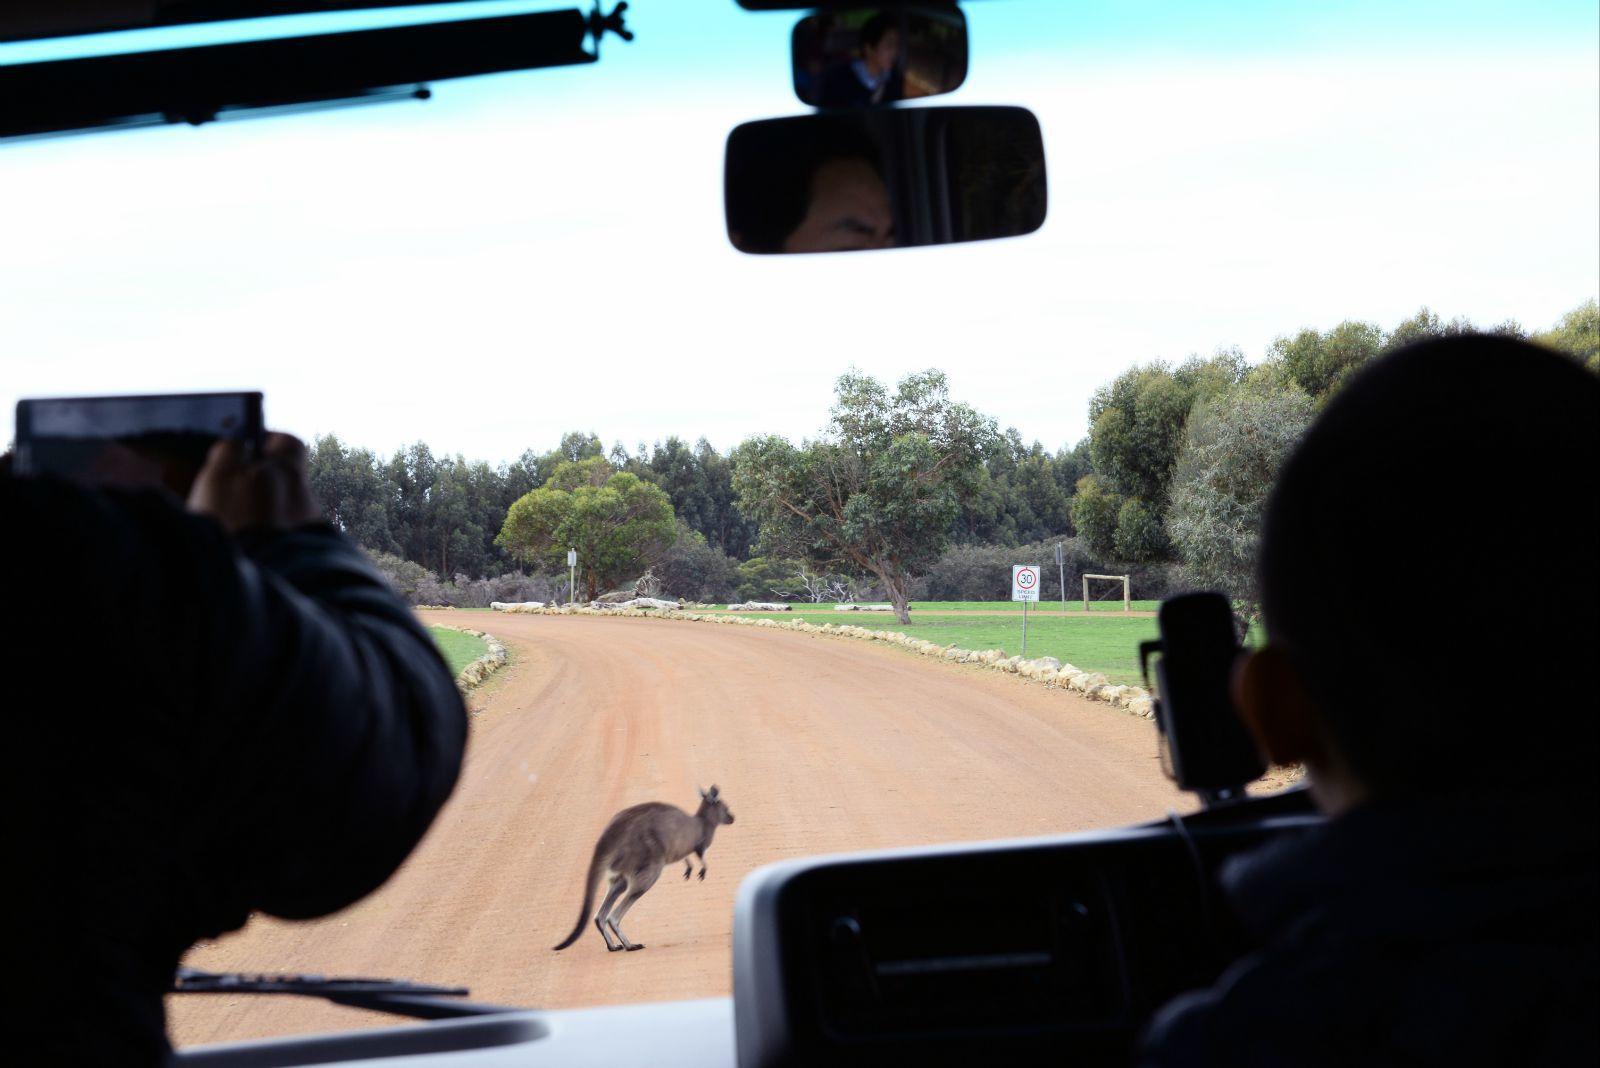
xmin=553 ymin=845 xmax=607 ymax=951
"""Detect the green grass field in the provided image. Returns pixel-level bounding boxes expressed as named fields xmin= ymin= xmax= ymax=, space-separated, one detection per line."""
xmin=448 ymin=601 xmax=1250 ymax=687
xmin=694 ymin=601 xmax=1159 ymax=683
xmin=446 ymin=600 xmax=1155 ymax=614
xmin=443 ymin=601 xmax=1161 ymax=684
xmin=706 ymin=600 xmax=1158 ymax=614
xmin=428 ymin=625 xmax=488 ymax=674
xmin=765 ymin=611 xmax=1159 ymax=686
xmin=865 ymin=600 xmax=1159 ymax=613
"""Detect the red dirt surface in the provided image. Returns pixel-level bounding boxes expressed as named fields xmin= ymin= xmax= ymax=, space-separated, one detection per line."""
xmin=169 ymin=611 xmax=1193 ymax=1048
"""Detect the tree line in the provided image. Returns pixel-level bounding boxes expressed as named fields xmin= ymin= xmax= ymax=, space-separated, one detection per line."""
xmin=308 ymin=416 xmax=1088 ymax=602
xmin=1073 ymin=301 xmax=1597 ymax=620
xmin=310 ymin=299 xmax=1596 ymax=617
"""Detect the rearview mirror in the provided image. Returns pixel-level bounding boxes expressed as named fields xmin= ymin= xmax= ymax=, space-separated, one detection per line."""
xmin=725 ymin=106 xmax=1046 ymax=254
xmin=792 ymin=5 xmax=968 ymax=107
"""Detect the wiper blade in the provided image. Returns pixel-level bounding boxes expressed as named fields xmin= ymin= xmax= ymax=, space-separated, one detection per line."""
xmin=174 ymin=966 xmax=467 ymax=997
xmin=172 ymin=967 xmax=515 ymax=1021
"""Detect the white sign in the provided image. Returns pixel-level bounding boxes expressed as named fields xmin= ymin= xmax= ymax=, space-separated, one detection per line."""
xmin=1011 ymin=564 xmax=1041 ymax=602
xmin=568 ymin=549 xmax=577 ymax=567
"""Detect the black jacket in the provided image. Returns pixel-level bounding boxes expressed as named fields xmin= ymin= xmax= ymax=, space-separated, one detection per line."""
xmin=1139 ymin=789 xmax=1599 ymax=1067
xmin=817 ymin=60 xmax=905 ymax=108
xmin=3 ymin=477 xmax=468 ymax=1063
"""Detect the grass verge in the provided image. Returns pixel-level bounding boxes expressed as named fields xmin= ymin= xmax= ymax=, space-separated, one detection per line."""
xmin=428 ymin=625 xmax=489 ymax=675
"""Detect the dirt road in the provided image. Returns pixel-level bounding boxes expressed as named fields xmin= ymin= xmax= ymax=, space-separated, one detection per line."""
xmin=169 ymin=611 xmax=1190 ymax=1048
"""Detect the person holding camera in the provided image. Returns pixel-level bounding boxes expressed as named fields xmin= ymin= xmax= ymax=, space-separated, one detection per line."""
xmin=3 ymin=433 xmax=468 ymax=1063
xmin=1139 ymin=336 xmax=1599 ymax=1066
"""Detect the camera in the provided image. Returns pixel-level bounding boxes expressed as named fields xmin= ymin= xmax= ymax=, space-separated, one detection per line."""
xmin=13 ymin=391 xmax=263 ymax=498
xmin=1140 ymin=592 xmax=1266 ymax=806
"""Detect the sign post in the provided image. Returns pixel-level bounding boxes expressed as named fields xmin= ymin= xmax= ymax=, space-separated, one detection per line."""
xmin=1011 ymin=563 xmax=1040 ymax=656
xmin=568 ymin=548 xmax=577 ymax=604
xmin=1055 ymin=542 xmax=1066 ymax=615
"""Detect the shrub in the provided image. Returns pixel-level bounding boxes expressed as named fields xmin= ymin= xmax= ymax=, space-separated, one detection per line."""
xmin=365 ymin=549 xmax=560 ymax=607
xmin=1113 ymin=498 xmax=1168 ymax=561
xmin=733 ymin=556 xmax=805 ymax=602
xmin=655 ymin=528 xmax=741 ymax=602
xmin=1168 ymin=383 xmax=1315 ymax=623
xmin=367 ymin=550 xmax=433 ymax=601
xmin=1070 ymin=475 xmax=1122 ymax=560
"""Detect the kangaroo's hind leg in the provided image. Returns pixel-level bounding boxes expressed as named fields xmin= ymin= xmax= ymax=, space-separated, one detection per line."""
xmin=607 ymin=865 xmax=662 ymax=952
xmin=594 ymin=874 xmax=627 ymax=951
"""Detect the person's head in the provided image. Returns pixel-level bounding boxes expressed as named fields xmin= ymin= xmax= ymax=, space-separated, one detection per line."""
xmin=1235 ymin=336 xmax=1599 ymax=812
xmin=726 ymin=119 xmax=892 ymax=254
xmin=858 ymin=13 xmax=900 ymax=77
xmin=781 ymin=155 xmax=891 ymax=252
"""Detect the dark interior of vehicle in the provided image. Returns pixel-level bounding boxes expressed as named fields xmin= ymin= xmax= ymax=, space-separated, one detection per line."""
xmin=6 ymin=2 xmax=1593 ymax=1066
xmin=734 ymin=790 xmax=1319 ymax=1067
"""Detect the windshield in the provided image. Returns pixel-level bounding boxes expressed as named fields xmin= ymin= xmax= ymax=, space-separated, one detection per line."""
xmin=4 ymin=0 xmax=1595 ymax=1049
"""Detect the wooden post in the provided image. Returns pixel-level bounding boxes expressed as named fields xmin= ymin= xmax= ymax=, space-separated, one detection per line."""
xmin=1082 ymin=574 xmax=1132 ymax=615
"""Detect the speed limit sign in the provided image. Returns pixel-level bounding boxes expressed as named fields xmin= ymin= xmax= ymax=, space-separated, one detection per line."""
xmin=1012 ymin=564 xmax=1040 ymax=602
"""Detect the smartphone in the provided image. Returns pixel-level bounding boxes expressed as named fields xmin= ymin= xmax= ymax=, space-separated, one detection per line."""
xmin=1141 ymin=592 xmax=1266 ymax=797
xmin=13 ymin=391 xmax=264 ymax=497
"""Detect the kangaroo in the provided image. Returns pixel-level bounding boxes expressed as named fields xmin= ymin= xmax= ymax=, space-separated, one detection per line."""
xmin=553 ymin=785 xmax=736 ymax=953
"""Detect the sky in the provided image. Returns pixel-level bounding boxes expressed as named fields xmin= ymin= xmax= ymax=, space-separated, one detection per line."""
xmin=3 ymin=0 xmax=1597 ymax=464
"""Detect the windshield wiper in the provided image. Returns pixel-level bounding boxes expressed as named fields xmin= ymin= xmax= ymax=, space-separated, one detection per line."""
xmin=171 ymin=967 xmax=517 ymax=1021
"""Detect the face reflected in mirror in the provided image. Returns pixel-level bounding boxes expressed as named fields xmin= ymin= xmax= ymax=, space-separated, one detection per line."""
xmin=784 ymin=156 xmax=893 ymax=253
xmin=726 ymin=118 xmax=895 ymax=254
xmin=725 ymin=107 xmax=1046 ymax=256
xmin=793 ymin=6 xmax=968 ymax=108
xmin=859 ymin=20 xmax=900 ymax=79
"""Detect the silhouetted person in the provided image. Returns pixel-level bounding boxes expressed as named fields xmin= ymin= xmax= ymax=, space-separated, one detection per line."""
xmin=1140 ymin=336 xmax=1599 ymax=1066
xmin=817 ymin=12 xmax=905 ymax=108
xmin=3 ymin=433 xmax=468 ymax=1064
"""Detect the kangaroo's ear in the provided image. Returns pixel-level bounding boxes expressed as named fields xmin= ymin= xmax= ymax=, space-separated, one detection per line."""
xmin=708 ymin=784 xmax=720 ymax=798
xmin=698 ymin=787 xmax=708 ymax=800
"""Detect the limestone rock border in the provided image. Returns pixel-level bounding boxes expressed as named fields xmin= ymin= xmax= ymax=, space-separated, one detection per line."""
xmin=435 ymin=625 xmax=510 ymax=694
xmin=489 ymin=602 xmax=1157 ymax=720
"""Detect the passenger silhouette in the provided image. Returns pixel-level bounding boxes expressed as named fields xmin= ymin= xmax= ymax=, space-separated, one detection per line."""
xmin=4 ymin=432 xmax=467 ymax=1064
xmin=1140 ymin=336 xmax=1599 ymax=1066
xmin=817 ymin=12 xmax=906 ymax=108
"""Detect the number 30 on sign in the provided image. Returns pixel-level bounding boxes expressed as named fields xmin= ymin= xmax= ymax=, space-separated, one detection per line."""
xmin=1012 ymin=564 xmax=1041 ymax=602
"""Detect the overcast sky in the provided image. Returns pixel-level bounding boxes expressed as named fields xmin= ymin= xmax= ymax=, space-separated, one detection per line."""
xmin=3 ymin=0 xmax=1596 ymax=464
